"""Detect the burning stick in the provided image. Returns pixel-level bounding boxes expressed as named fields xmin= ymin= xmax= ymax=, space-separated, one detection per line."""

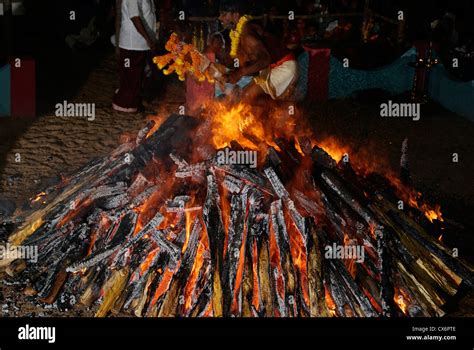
xmin=264 ymin=167 xmax=289 ymax=199
xmin=158 ymin=217 xmax=201 ymax=317
xmin=306 ymin=220 xmax=329 ymax=316
xmin=225 ymin=187 xmax=250 ymax=316
xmin=202 ymin=173 xmax=226 ymax=316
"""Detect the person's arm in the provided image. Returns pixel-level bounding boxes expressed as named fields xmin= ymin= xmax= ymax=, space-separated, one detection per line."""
xmin=226 ymin=32 xmax=272 ymax=84
xmin=125 ymin=0 xmax=156 ymax=50
xmin=131 ymin=16 xmax=156 ymax=50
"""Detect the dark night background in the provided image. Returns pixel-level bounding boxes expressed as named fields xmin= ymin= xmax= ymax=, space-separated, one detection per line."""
xmin=1 ymin=0 xmax=473 ymax=113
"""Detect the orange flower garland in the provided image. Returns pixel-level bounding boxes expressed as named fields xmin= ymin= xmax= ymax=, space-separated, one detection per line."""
xmin=153 ymin=33 xmax=215 ymax=83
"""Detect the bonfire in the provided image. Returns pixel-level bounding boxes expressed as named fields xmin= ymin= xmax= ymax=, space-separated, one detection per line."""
xmin=1 ymin=101 xmax=472 ymax=318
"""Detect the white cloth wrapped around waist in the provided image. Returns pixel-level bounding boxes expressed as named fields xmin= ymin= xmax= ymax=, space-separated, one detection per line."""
xmin=254 ymin=58 xmax=299 ymax=100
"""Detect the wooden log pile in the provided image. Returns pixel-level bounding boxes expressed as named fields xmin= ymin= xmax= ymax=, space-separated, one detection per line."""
xmin=1 ymin=114 xmax=473 ymax=317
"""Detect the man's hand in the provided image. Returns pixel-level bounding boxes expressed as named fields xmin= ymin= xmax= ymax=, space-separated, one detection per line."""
xmin=131 ymin=16 xmax=156 ymax=52
xmin=147 ymin=39 xmax=157 ymax=52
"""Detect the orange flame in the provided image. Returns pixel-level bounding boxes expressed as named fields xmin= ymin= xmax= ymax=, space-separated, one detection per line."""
xmin=146 ymin=113 xmax=168 ymax=138
xmin=202 ymin=102 xmax=281 ymax=153
xmin=183 ymin=218 xmax=210 ymax=313
xmin=394 ymin=287 xmax=411 ymax=315
xmin=324 ymin=285 xmax=337 ymax=317
xmin=389 ymin=178 xmax=444 ymax=223
xmin=182 ymin=195 xmax=198 ymax=253
xmin=230 ymin=205 xmax=249 ymax=315
xmin=219 ymin=183 xmax=231 ymax=259
xmin=139 ymin=248 xmax=159 ymax=275
xmin=58 ymin=197 xmax=93 ymax=227
xmin=316 ymin=137 xmax=350 ymax=163
xmin=148 ymin=267 xmax=176 ymax=310
xmin=31 ymin=191 xmax=46 ymax=203
xmin=285 ymin=212 xmax=310 ymax=307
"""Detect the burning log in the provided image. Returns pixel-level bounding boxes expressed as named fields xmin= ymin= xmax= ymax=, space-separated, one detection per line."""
xmin=225 ymin=187 xmax=249 ymax=316
xmin=202 ymin=172 xmax=225 ymax=316
xmin=258 ymin=238 xmax=273 ymax=317
xmin=2 ymin=111 xmax=472 ymax=319
xmin=306 ymin=220 xmax=329 ymax=317
xmin=158 ymin=217 xmax=202 ymax=317
xmin=269 ymin=200 xmax=301 ymax=316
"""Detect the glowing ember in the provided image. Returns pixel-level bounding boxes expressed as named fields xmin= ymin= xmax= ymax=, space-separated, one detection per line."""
xmin=269 ymin=221 xmax=286 ymax=316
xmin=286 ymin=215 xmax=310 ymax=307
xmin=324 ymin=286 xmax=337 ymax=317
xmin=394 ymin=288 xmax=410 ymax=315
xmin=31 ymin=192 xmax=46 ymax=204
xmin=183 ymin=220 xmax=210 ymax=313
xmin=140 ymin=248 xmax=159 ymax=275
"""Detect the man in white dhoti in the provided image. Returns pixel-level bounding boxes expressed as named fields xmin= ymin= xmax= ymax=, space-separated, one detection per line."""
xmin=218 ymin=2 xmax=298 ymax=102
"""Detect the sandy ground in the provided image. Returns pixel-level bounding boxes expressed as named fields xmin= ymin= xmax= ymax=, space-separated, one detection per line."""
xmin=0 ymin=54 xmax=185 ymax=206
xmin=0 ymin=52 xmax=473 ymax=317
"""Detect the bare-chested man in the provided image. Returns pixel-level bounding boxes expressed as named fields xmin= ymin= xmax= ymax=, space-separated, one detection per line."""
xmin=218 ymin=2 xmax=299 ymax=102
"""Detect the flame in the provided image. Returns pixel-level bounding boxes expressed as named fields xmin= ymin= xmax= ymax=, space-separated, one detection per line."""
xmin=394 ymin=287 xmax=410 ymax=315
xmin=133 ymin=191 xmax=162 ymax=235
xmin=230 ymin=203 xmax=249 ymax=314
xmin=202 ymin=301 xmax=213 ymax=317
xmin=219 ymin=183 xmax=231 ymax=259
xmin=31 ymin=191 xmax=46 ymax=204
xmin=368 ymin=223 xmax=377 ymax=239
xmin=324 ymin=285 xmax=337 ymax=317
xmin=407 ymin=190 xmax=444 ymax=223
xmin=87 ymin=230 xmax=98 ymax=256
xmin=285 ymin=212 xmax=310 ymax=307
xmin=361 ymin=287 xmax=382 ymax=313
xmin=183 ymin=219 xmax=210 ymax=313
xmin=140 ymin=248 xmax=159 ymax=275
xmin=310 ymin=136 xmax=445 ymax=225
xmin=390 ymin=179 xmax=444 ymax=223
xmin=182 ymin=195 xmax=198 ymax=253
xmin=424 ymin=206 xmax=444 ymax=223
xmin=294 ymin=138 xmax=306 ymax=157
xmin=146 ymin=114 xmax=168 ymax=138
xmin=268 ymin=220 xmax=285 ymax=316
xmin=202 ymin=102 xmax=281 ymax=152
xmin=316 ymin=137 xmax=350 ymax=163
xmin=183 ymin=238 xmax=206 ymax=311
xmin=148 ymin=267 xmax=176 ymax=309
xmin=58 ymin=197 xmax=92 ymax=227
